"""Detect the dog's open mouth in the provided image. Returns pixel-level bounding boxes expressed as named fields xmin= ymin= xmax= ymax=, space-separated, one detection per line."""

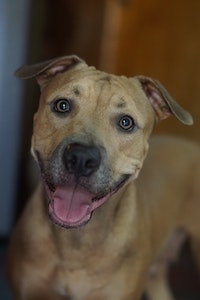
xmin=47 ymin=184 xmax=110 ymax=228
xmin=45 ymin=176 xmax=129 ymax=229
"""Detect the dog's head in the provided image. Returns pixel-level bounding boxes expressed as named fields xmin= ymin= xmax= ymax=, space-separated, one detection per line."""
xmin=15 ymin=55 xmax=193 ymax=228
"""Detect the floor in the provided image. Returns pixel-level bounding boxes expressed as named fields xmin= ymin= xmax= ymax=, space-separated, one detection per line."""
xmin=1 ymin=239 xmax=200 ymax=300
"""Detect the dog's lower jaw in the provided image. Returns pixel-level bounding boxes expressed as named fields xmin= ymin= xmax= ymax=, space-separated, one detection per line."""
xmin=45 ymin=175 xmax=130 ymax=229
xmin=49 ymin=205 xmax=92 ymax=229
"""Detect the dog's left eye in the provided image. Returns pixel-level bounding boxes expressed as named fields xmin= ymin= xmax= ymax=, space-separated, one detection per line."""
xmin=118 ymin=115 xmax=136 ymax=132
xmin=52 ymin=99 xmax=70 ymax=113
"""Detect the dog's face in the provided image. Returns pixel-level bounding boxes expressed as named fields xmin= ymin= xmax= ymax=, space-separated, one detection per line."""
xmin=15 ymin=55 xmax=193 ymax=229
xmin=32 ymin=69 xmax=155 ymax=228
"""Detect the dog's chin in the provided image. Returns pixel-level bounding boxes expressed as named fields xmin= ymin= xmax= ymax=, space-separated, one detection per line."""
xmin=44 ymin=175 xmax=130 ymax=229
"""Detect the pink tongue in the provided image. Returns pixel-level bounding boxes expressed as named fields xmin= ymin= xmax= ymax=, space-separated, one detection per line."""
xmin=52 ymin=185 xmax=94 ymax=223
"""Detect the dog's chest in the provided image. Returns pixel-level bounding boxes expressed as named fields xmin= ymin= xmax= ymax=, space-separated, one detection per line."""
xmin=53 ymin=267 xmax=128 ymax=300
xmin=56 ymin=269 xmax=94 ymax=299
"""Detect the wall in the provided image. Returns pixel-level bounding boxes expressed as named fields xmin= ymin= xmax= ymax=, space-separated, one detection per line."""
xmin=100 ymin=0 xmax=200 ymax=140
xmin=0 ymin=0 xmax=31 ymax=236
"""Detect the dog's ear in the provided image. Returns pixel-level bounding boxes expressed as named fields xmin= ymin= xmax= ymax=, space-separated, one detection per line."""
xmin=137 ymin=76 xmax=193 ymax=125
xmin=14 ymin=55 xmax=86 ymax=87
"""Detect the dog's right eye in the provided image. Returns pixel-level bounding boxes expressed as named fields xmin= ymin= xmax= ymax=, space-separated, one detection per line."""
xmin=52 ymin=99 xmax=70 ymax=113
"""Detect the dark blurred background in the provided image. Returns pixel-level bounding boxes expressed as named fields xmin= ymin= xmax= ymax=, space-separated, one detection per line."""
xmin=0 ymin=0 xmax=200 ymax=299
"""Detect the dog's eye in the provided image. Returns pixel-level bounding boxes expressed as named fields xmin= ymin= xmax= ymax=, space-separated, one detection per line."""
xmin=53 ymin=99 xmax=70 ymax=113
xmin=118 ymin=115 xmax=136 ymax=131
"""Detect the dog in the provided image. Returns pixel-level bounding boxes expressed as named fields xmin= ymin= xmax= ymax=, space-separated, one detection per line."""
xmin=8 ymin=55 xmax=200 ymax=300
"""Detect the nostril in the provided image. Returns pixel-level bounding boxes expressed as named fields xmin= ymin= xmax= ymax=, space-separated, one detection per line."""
xmin=63 ymin=143 xmax=101 ymax=177
xmin=86 ymin=159 xmax=94 ymax=167
xmin=66 ymin=154 xmax=77 ymax=172
xmin=85 ymin=158 xmax=99 ymax=170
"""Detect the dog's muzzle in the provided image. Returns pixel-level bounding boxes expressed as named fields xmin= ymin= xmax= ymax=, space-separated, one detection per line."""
xmin=36 ymin=142 xmax=130 ymax=229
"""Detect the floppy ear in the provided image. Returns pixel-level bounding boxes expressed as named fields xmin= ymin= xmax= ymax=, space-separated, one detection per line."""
xmin=137 ymin=76 xmax=193 ymax=125
xmin=14 ymin=55 xmax=86 ymax=88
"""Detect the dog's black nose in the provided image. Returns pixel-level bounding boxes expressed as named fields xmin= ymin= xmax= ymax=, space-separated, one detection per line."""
xmin=63 ymin=143 xmax=101 ymax=177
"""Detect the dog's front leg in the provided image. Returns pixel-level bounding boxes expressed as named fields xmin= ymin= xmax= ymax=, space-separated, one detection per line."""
xmin=11 ymin=280 xmax=71 ymax=300
xmin=145 ymin=264 xmax=175 ymax=300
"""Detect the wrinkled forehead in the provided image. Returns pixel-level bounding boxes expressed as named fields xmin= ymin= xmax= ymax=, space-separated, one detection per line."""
xmin=40 ymin=67 xmax=154 ymax=125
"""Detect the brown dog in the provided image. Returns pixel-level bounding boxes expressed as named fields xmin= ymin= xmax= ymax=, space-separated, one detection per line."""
xmin=8 ymin=55 xmax=200 ymax=300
